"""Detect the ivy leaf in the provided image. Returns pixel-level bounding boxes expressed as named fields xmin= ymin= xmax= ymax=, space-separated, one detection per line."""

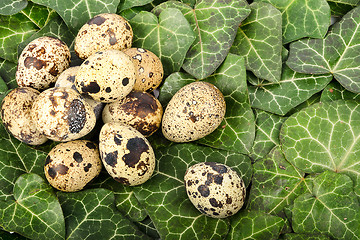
xmin=0 ymin=173 xmax=65 ymax=240
xmin=250 ymin=109 xmax=286 ymax=162
xmin=280 ymin=100 xmax=360 ymax=196
xmin=279 ymin=233 xmax=332 ymax=240
xmin=248 ymin=66 xmax=332 ymax=116
xmin=287 ymin=6 xmax=360 ymax=93
xmin=226 ymin=210 xmax=285 ymax=240
xmin=130 ymin=8 xmax=195 ymax=75
xmin=153 ymin=0 xmax=251 ymax=79
xmin=19 ymin=2 xmax=53 ymax=29
xmin=117 ymin=0 xmax=153 ymax=12
xmin=0 ymin=230 xmax=29 ymax=239
xmin=0 ymin=58 xmax=17 ymax=89
xmin=132 ymin=143 xmax=252 ymax=240
xmin=327 ymin=0 xmax=360 ymax=16
xmin=134 ymin=217 xmax=161 ymax=239
xmin=230 ymin=2 xmax=282 ymax=82
xmin=0 ymin=76 xmax=8 ymax=103
xmin=255 ymin=0 xmax=330 ymax=44
xmin=320 ymin=81 xmax=360 ymax=102
xmin=0 ymin=0 xmax=28 ymax=16
xmin=291 ymin=171 xmax=360 ymax=239
xmin=57 ymin=188 xmax=150 ymax=240
xmin=285 ymin=93 xmax=321 ymax=116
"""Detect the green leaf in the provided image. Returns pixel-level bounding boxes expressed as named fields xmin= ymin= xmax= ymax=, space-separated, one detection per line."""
xmin=0 ymin=58 xmax=17 ymax=89
xmin=159 ymin=54 xmax=255 ymax=154
xmin=249 ymin=146 xmax=312 ymax=216
xmin=19 ymin=2 xmax=53 ymax=29
xmin=280 ymin=100 xmax=360 ymax=196
xmin=279 ymin=233 xmax=331 ymax=240
xmin=57 ymin=188 xmax=149 ymax=240
xmin=250 ymin=109 xmax=286 ymax=162
xmin=230 ymin=2 xmax=282 ymax=82
xmin=327 ymin=0 xmax=360 ymax=16
xmin=320 ymin=81 xmax=360 ymax=102
xmin=31 ymin=0 xmax=120 ymax=33
xmin=286 ymin=6 xmax=360 ymax=93
xmin=285 ymin=93 xmax=321 ymax=116
xmin=255 ymin=0 xmax=331 ymax=44
xmin=118 ymin=0 xmax=153 ymax=12
xmin=226 ymin=210 xmax=285 ymax=240
xmin=248 ymin=65 xmax=332 ymax=116
xmin=0 ymin=0 xmax=28 ymax=15
xmin=291 ymin=171 xmax=360 ymax=239
xmin=134 ymin=217 xmax=161 ymax=239
xmin=153 ymin=0 xmax=251 ymax=79
xmin=0 ymin=173 xmax=65 ymax=240
xmin=0 ymin=76 xmax=8 ymax=103
xmin=130 ymin=8 xmax=195 ymax=75
xmin=0 ymin=229 xmax=29 ymax=240
xmin=132 ymin=143 xmax=252 ymax=240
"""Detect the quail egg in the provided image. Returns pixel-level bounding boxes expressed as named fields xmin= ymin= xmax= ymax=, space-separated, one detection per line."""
xmin=16 ymin=36 xmax=71 ymax=90
xmin=99 ymin=122 xmax=155 ymax=186
xmin=75 ymin=50 xmax=136 ymax=103
xmin=123 ymin=48 xmax=163 ymax=92
xmin=55 ymin=66 xmax=104 ymax=119
xmin=44 ymin=140 xmax=102 ymax=192
xmin=162 ymin=81 xmax=226 ymax=142
xmin=184 ymin=162 xmax=246 ymax=218
xmin=1 ymin=87 xmax=47 ymax=145
xmin=102 ymin=91 xmax=163 ymax=137
xmin=31 ymin=87 xmax=96 ymax=142
xmin=75 ymin=13 xmax=133 ymax=59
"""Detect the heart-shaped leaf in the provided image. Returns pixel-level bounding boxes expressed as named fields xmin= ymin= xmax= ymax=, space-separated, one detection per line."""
xmin=130 ymin=8 xmax=195 ymax=75
xmin=19 ymin=2 xmax=53 ymax=28
xmin=279 ymin=233 xmax=332 ymax=240
xmin=226 ymin=210 xmax=285 ymax=240
xmin=327 ymin=0 xmax=360 ymax=16
xmin=280 ymin=100 xmax=360 ymax=196
xmin=0 ymin=173 xmax=65 ymax=240
xmin=248 ymin=66 xmax=332 ymax=116
xmin=153 ymin=0 xmax=251 ymax=79
xmin=132 ymin=143 xmax=252 ymax=240
xmin=135 ymin=217 xmax=161 ymax=239
xmin=0 ymin=58 xmax=17 ymax=88
xmin=230 ymin=2 xmax=282 ymax=82
xmin=321 ymin=81 xmax=360 ymax=102
xmin=254 ymin=0 xmax=331 ymax=44
xmin=118 ymin=0 xmax=153 ymax=12
xmin=0 ymin=0 xmax=28 ymax=16
xmin=287 ymin=6 xmax=360 ymax=93
xmin=291 ymin=171 xmax=360 ymax=239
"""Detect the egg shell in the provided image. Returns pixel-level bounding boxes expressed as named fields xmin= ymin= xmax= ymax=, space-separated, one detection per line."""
xmin=122 ymin=48 xmax=163 ymax=92
xmin=16 ymin=36 xmax=71 ymax=90
xmin=162 ymin=81 xmax=226 ymax=142
xmin=31 ymin=87 xmax=96 ymax=142
xmin=1 ymin=87 xmax=48 ymax=145
xmin=102 ymin=91 xmax=163 ymax=137
xmin=44 ymin=140 xmax=102 ymax=192
xmin=99 ymin=122 xmax=155 ymax=186
xmin=55 ymin=66 xmax=104 ymax=119
xmin=75 ymin=13 xmax=133 ymax=59
xmin=184 ymin=162 xmax=246 ymax=218
xmin=75 ymin=50 xmax=136 ymax=103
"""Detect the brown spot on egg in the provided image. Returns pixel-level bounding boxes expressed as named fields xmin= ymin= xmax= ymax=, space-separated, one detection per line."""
xmin=67 ymin=99 xmax=86 ymax=134
xmin=198 ymin=185 xmax=210 ymax=197
xmin=122 ymin=137 xmax=149 ymax=167
xmin=122 ymin=91 xmax=158 ymax=118
xmin=124 ymin=22 xmax=131 ymax=31
xmin=24 ymin=57 xmax=47 ymax=70
xmin=105 ymin=150 xmax=118 ymax=167
xmin=106 ymin=29 xmax=117 ymax=45
xmin=49 ymin=65 xmax=58 ymax=76
xmin=114 ymin=134 xmax=122 ymax=145
xmin=209 ymin=198 xmax=223 ymax=208
xmin=137 ymin=161 xmax=148 ymax=176
xmin=87 ymin=15 xmax=107 ymax=26
xmin=105 ymin=87 xmax=111 ymax=93
xmin=205 ymin=162 xmax=228 ymax=174
xmin=122 ymin=77 xmax=129 ymax=86
xmin=86 ymin=141 xmax=97 ymax=149
xmin=81 ymin=81 xmax=101 ymax=94
xmin=48 ymin=164 xmax=69 ymax=179
xmin=84 ymin=163 xmax=92 ymax=172
xmin=73 ymin=152 xmax=83 ymax=163
xmin=45 ymin=156 xmax=52 ymax=165
xmin=115 ymin=177 xmax=130 ymax=185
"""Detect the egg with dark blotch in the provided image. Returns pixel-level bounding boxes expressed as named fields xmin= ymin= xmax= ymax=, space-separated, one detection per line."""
xmin=102 ymin=91 xmax=163 ymax=137
xmin=184 ymin=162 xmax=246 ymax=218
xmin=31 ymin=87 xmax=96 ymax=142
xmin=16 ymin=36 xmax=71 ymax=90
xmin=99 ymin=122 xmax=155 ymax=186
xmin=1 ymin=87 xmax=48 ymax=145
xmin=75 ymin=13 xmax=133 ymax=60
xmin=162 ymin=81 xmax=226 ymax=142
xmin=44 ymin=140 xmax=102 ymax=192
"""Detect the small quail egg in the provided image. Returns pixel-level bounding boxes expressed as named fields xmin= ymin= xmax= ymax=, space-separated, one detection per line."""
xmin=99 ymin=122 xmax=155 ymax=186
xmin=102 ymin=91 xmax=163 ymax=137
xmin=55 ymin=66 xmax=104 ymax=119
xmin=16 ymin=36 xmax=71 ymax=90
xmin=75 ymin=13 xmax=133 ymax=59
xmin=44 ymin=140 xmax=102 ymax=192
xmin=123 ymin=48 xmax=163 ymax=92
xmin=162 ymin=81 xmax=226 ymax=142
xmin=75 ymin=50 xmax=136 ymax=103
xmin=1 ymin=87 xmax=47 ymax=145
xmin=184 ymin=162 xmax=246 ymax=218
xmin=31 ymin=87 xmax=96 ymax=142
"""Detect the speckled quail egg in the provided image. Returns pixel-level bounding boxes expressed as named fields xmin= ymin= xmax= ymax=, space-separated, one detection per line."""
xmin=75 ymin=13 xmax=133 ymax=60
xmin=55 ymin=66 xmax=104 ymax=119
xmin=123 ymin=48 xmax=163 ymax=92
xmin=44 ymin=140 xmax=102 ymax=192
xmin=1 ymin=87 xmax=48 ymax=145
xmin=31 ymin=87 xmax=96 ymax=142
xmin=102 ymin=91 xmax=163 ymax=137
xmin=16 ymin=36 xmax=71 ymax=90
xmin=162 ymin=81 xmax=226 ymax=142
xmin=99 ymin=122 xmax=155 ymax=186
xmin=184 ymin=162 xmax=246 ymax=218
xmin=75 ymin=50 xmax=136 ymax=103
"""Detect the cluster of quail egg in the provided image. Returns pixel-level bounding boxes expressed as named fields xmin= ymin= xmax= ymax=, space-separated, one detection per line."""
xmin=1 ymin=13 xmax=246 ymax=219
